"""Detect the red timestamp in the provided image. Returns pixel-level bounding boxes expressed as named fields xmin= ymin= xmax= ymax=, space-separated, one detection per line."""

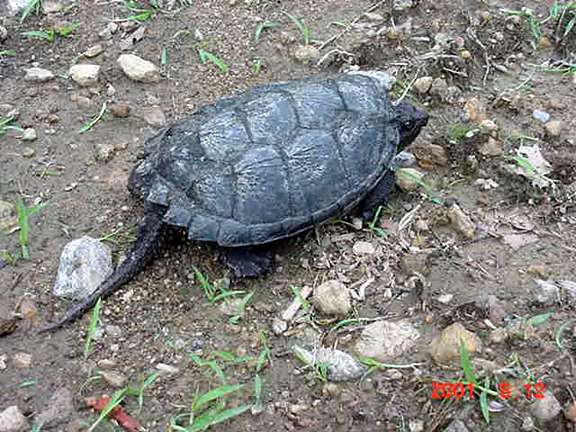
xmin=431 ymin=381 xmax=546 ymax=401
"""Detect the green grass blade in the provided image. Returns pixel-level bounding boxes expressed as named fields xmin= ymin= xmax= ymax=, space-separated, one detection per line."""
xmin=22 ymin=30 xmax=53 ymax=41
xmin=555 ymin=320 xmax=573 ymax=350
xmin=87 ymin=389 xmax=127 ymax=432
xmin=79 ymin=102 xmax=108 ymax=134
xmin=20 ymin=0 xmax=42 ymax=24
xmin=527 ymin=312 xmax=553 ymax=326
xmin=189 ymin=404 xmax=251 ymax=432
xmin=83 ymin=298 xmax=102 ymax=359
xmin=138 ymin=371 xmax=160 ymax=409
xmin=459 ymin=341 xmax=477 ymax=385
xmin=192 ymin=384 xmax=243 ymax=411
xmin=254 ymin=374 xmax=262 ymax=403
xmin=254 ymin=21 xmax=279 ymax=42
xmin=212 ymin=290 xmax=246 ymax=303
xmin=480 ymin=377 xmax=490 ymax=423
xmin=284 ymin=12 xmax=311 ymax=44
xmin=161 ymin=47 xmax=169 ymax=66
xmin=198 ymin=48 xmax=229 ymax=73
xmin=56 ymin=22 xmax=80 ymax=37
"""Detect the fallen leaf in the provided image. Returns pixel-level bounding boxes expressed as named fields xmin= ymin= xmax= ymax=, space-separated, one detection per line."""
xmin=506 ymin=145 xmax=553 ymax=188
xmin=86 ymin=395 xmax=142 ymax=432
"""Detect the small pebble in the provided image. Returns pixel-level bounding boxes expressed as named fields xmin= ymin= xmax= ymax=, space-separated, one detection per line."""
xmin=413 ymin=76 xmax=433 ymax=94
xmin=13 ymin=352 xmax=32 ymax=369
xmin=100 ymin=370 xmax=128 ymax=388
xmin=21 ymin=147 xmax=36 ymax=158
xmin=83 ymin=44 xmax=104 ymax=58
xmin=544 ymin=120 xmax=563 ymax=137
xmin=532 ymin=109 xmax=550 ymax=123
xmin=20 ymin=128 xmax=37 ymax=141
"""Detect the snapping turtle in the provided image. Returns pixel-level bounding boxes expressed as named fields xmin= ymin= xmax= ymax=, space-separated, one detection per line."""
xmin=43 ymin=71 xmax=428 ymax=331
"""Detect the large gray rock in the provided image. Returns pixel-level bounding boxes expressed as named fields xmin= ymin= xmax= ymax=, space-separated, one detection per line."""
xmin=355 ymin=320 xmax=420 ymax=361
xmin=52 ymin=236 xmax=113 ymax=300
xmin=0 ymin=406 xmax=28 ymax=432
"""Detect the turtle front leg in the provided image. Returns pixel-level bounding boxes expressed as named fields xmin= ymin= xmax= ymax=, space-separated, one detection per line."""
xmin=356 ymin=169 xmax=396 ymax=222
xmin=218 ymin=247 xmax=274 ymax=278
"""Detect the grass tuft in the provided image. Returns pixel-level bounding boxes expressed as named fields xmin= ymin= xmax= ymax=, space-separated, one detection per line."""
xmin=284 ymin=12 xmax=311 ymax=45
xmin=16 ymin=199 xmax=44 ymax=260
xmin=198 ymin=48 xmax=229 ymax=73
xmin=20 ymin=0 xmax=42 ymax=24
xmin=254 ymin=21 xmax=279 ymax=42
xmin=79 ymin=102 xmax=108 ymax=134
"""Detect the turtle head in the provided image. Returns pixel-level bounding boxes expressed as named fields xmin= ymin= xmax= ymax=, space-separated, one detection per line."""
xmin=393 ymin=101 xmax=429 ymax=150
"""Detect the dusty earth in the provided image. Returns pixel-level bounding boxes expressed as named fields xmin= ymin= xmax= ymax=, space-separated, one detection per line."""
xmin=1 ymin=0 xmax=576 ymax=431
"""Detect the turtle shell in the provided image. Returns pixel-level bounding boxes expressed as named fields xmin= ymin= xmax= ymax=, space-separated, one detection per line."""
xmin=128 ymin=73 xmax=399 ymax=247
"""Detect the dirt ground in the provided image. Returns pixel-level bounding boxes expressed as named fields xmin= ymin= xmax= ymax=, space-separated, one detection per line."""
xmin=1 ymin=0 xmax=576 ymax=431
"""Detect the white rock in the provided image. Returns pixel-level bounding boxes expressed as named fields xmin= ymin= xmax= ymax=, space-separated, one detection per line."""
xmin=393 ymin=0 xmax=416 ymax=11
xmin=313 ymin=280 xmax=351 ymax=316
xmin=352 ymin=241 xmax=376 ymax=255
xmin=24 ymin=68 xmax=55 ymax=83
xmin=0 ymin=406 xmax=28 ymax=432
xmin=156 ymin=363 xmax=180 ymax=374
xmin=117 ymin=54 xmax=160 ymax=83
xmin=42 ymin=0 xmax=64 ymax=13
xmin=69 ymin=64 xmax=100 ymax=87
xmin=83 ymin=44 xmax=104 ymax=58
xmin=390 ymin=150 xmax=416 ymax=170
xmin=355 ymin=320 xmax=420 ymax=361
xmin=52 ymin=236 xmax=113 ymax=300
xmin=532 ymin=109 xmax=550 ymax=123
xmin=292 ymin=346 xmax=366 ymax=381
xmin=533 ymin=279 xmax=560 ymax=305
xmin=4 ymin=0 xmax=29 ymax=15
xmin=99 ymin=22 xmax=118 ymax=40
xmin=100 ymin=370 xmax=128 ymax=388
xmin=20 ymin=128 xmax=37 ymax=141
xmin=272 ymin=317 xmax=288 ymax=335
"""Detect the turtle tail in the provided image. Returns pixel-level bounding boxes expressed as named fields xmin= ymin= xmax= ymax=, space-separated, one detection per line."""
xmin=39 ymin=205 xmax=167 ymax=333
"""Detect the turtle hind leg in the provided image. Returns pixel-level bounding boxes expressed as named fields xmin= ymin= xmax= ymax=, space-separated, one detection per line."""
xmin=356 ymin=169 xmax=396 ymax=222
xmin=219 ymin=248 xmax=274 ymax=278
